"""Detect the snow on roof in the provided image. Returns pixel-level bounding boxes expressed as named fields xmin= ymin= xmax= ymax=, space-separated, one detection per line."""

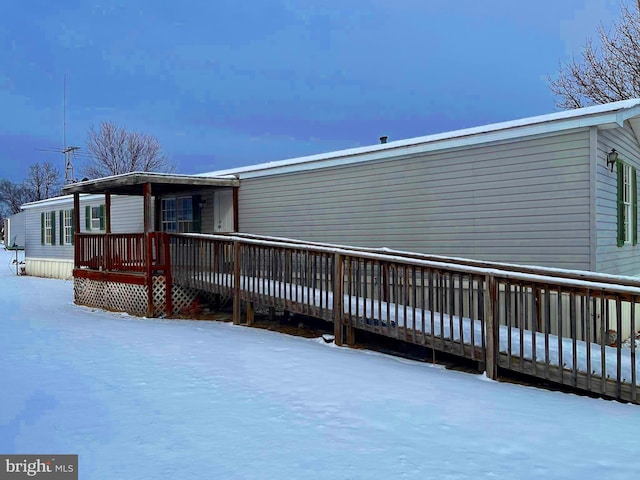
xmin=199 ymin=99 xmax=640 ymax=179
xmin=20 ymin=193 xmax=101 ymax=210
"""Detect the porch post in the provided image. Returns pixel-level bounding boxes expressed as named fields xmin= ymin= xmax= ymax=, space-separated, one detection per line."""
xmin=233 ymin=241 xmax=241 ymax=325
xmin=143 ymin=183 xmax=154 ymax=317
xmin=333 ymin=253 xmax=344 ymax=346
xmin=143 ymin=183 xmax=152 ymax=234
xmin=484 ymin=274 xmax=499 ymax=380
xmin=105 ymin=192 xmax=111 ymax=234
xmin=104 ymin=192 xmax=112 ymax=271
xmin=233 ymin=186 xmax=239 ymax=232
xmin=73 ymin=193 xmax=80 ymax=269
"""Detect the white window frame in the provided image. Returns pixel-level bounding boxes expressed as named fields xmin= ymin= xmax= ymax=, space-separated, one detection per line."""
xmin=44 ymin=211 xmax=52 ymax=245
xmin=176 ymin=197 xmax=194 ymax=233
xmin=63 ymin=210 xmax=73 ymax=245
xmin=161 ymin=196 xmax=193 ymax=233
xmin=91 ymin=206 xmax=102 ymax=231
xmin=623 ymin=163 xmax=633 ymax=244
xmin=161 ymin=198 xmax=177 ymax=232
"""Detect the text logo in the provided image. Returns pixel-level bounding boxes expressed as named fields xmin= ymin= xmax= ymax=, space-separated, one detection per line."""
xmin=0 ymin=455 xmax=77 ymax=480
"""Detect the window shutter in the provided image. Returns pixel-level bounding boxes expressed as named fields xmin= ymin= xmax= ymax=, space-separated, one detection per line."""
xmin=634 ymin=167 xmax=638 ymax=246
xmin=192 ymin=195 xmax=202 ymax=233
xmin=99 ymin=204 xmax=105 ymax=230
xmin=85 ymin=206 xmax=91 ymax=231
xmin=51 ymin=211 xmax=56 ymax=245
xmin=71 ymin=209 xmax=75 ymax=245
xmin=40 ymin=212 xmax=45 ymax=245
xmin=617 ymin=160 xmax=625 ymax=247
xmin=59 ymin=210 xmax=64 ymax=245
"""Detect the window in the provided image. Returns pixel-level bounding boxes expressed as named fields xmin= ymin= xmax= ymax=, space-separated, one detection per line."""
xmin=161 ymin=198 xmax=177 ymax=232
xmin=62 ymin=209 xmax=74 ymax=245
xmin=44 ymin=211 xmax=52 ymax=245
xmin=85 ymin=205 xmax=105 ymax=231
xmin=40 ymin=211 xmax=56 ymax=246
xmin=91 ymin=206 xmax=101 ymax=231
xmin=177 ymin=197 xmax=194 ymax=233
xmin=617 ymin=160 xmax=638 ymax=247
xmin=161 ymin=196 xmax=198 ymax=233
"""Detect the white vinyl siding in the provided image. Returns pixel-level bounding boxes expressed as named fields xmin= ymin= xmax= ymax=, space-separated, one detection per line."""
xmin=24 ymin=195 xmax=144 ymax=265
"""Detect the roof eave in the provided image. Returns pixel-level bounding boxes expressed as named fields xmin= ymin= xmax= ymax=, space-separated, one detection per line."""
xmin=231 ymin=113 xmax=626 ymax=180
xmin=61 ymin=172 xmax=239 ymax=195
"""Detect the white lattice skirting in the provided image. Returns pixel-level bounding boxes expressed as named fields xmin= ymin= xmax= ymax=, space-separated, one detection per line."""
xmin=74 ymin=276 xmax=198 ymax=317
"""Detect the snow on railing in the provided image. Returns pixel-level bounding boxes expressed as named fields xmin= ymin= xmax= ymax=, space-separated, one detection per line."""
xmin=74 ymin=231 xmax=640 ymax=403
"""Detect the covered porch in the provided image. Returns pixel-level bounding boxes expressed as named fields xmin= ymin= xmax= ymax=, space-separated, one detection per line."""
xmin=61 ymin=172 xmax=240 ymax=317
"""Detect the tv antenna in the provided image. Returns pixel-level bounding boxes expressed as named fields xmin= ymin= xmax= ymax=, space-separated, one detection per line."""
xmin=62 ymin=74 xmax=78 ymax=184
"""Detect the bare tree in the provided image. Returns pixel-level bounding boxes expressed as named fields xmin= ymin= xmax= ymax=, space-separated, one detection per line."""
xmin=550 ymin=1 xmax=640 ymax=109
xmin=27 ymin=161 xmax=61 ymax=201
xmin=83 ymin=121 xmax=174 ymax=179
xmin=0 ymin=180 xmax=37 ymax=214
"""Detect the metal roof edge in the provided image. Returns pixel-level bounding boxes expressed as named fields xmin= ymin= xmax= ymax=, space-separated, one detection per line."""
xmin=237 ymin=115 xmax=621 ymax=179
xmin=20 ymin=194 xmax=101 ymax=210
xmin=200 ymin=100 xmax=640 ymax=180
xmin=616 ymin=103 xmax=640 ymax=126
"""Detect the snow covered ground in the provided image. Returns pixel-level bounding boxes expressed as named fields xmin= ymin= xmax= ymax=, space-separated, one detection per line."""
xmin=2 ymin=248 xmax=640 ymax=479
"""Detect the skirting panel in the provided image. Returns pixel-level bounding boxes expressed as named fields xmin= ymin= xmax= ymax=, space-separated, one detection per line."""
xmin=26 ymin=258 xmax=74 ymax=280
xmin=75 ymin=275 xmax=199 ymax=317
xmin=74 ymin=276 xmax=148 ymax=316
xmin=151 ymin=276 xmax=199 ymax=316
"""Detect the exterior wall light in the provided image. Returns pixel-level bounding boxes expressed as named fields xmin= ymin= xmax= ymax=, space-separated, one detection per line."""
xmin=607 ymin=148 xmax=619 ymax=172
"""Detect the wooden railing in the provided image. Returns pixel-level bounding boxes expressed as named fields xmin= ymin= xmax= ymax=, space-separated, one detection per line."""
xmin=75 ymin=233 xmax=167 ymax=273
xmin=73 ymin=231 xmax=640 ymax=404
xmin=167 ymin=233 xmax=640 ymax=404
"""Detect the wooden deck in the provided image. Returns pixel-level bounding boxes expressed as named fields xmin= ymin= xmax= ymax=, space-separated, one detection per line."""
xmin=74 ymin=232 xmax=640 ymax=404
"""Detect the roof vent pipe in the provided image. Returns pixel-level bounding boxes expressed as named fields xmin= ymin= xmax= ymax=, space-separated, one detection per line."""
xmin=379 ymin=136 xmax=388 ymax=144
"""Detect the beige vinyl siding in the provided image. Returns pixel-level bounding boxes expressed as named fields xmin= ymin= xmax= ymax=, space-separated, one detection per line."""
xmin=596 ymin=123 xmax=640 ymax=276
xmin=239 ymin=129 xmax=592 ymax=269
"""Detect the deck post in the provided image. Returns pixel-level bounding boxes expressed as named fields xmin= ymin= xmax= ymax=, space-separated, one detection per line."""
xmin=233 ymin=240 xmax=241 ymax=325
xmin=105 ymin=192 xmax=112 ymax=234
xmin=232 ymin=187 xmax=239 ymax=232
xmin=143 ymin=182 xmax=154 ymax=318
xmin=104 ymin=192 xmax=112 ymax=271
xmin=484 ymin=274 xmax=499 ymax=380
xmin=164 ymin=234 xmax=173 ymax=316
xmin=73 ymin=193 xmax=80 ymax=268
xmin=333 ymin=253 xmax=344 ymax=346
xmin=246 ymin=301 xmax=255 ymax=325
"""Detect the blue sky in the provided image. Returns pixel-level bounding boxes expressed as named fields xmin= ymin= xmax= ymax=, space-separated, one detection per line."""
xmin=0 ymin=0 xmax=627 ymax=183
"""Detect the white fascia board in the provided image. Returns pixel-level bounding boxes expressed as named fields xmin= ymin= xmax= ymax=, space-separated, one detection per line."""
xmin=235 ymin=116 xmax=621 ymax=179
xmin=20 ymin=193 xmax=103 ymax=210
xmin=616 ymin=104 xmax=640 ymax=125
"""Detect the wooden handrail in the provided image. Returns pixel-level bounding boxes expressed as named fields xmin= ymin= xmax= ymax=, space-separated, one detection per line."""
xmin=73 ymin=231 xmax=640 ymax=404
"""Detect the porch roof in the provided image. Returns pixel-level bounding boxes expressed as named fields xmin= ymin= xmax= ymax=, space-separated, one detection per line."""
xmin=61 ymin=171 xmax=239 ymax=196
